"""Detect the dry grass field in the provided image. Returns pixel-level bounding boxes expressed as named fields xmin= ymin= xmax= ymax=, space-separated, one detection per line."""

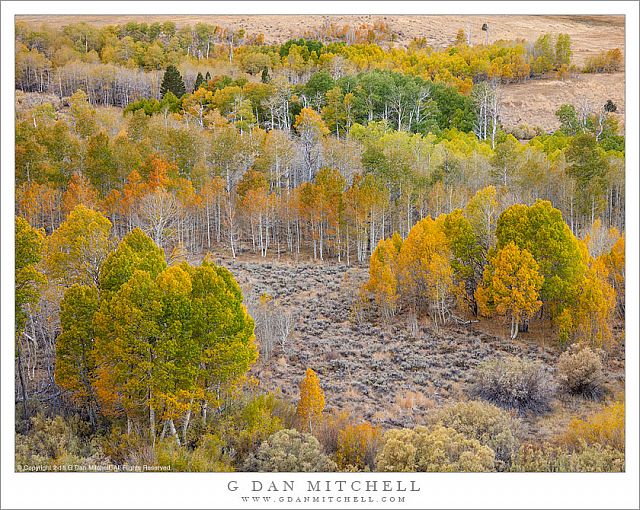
xmin=16 ymin=14 xmax=625 ymax=64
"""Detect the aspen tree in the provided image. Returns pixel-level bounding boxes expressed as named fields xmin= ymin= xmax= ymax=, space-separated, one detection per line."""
xmin=297 ymin=368 xmax=325 ymax=433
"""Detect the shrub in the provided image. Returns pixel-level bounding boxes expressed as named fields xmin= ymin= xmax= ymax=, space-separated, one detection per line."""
xmin=563 ymin=402 xmax=624 ymax=451
xmin=244 ymin=429 xmax=337 ymax=472
xmin=335 ymin=422 xmax=382 ymax=471
xmin=15 ymin=414 xmax=109 ymax=470
xmin=511 ymin=443 xmax=624 ymax=472
xmin=154 ymin=434 xmax=234 ymax=472
xmin=375 ymin=425 xmax=495 ymax=472
xmin=557 ymin=345 xmax=606 ymax=398
xmin=504 ymin=124 xmax=544 ymax=140
xmin=215 ymin=393 xmax=288 ymax=463
xmin=430 ymin=401 xmax=520 ymax=467
xmin=314 ymin=410 xmax=352 ymax=455
xmin=583 ymin=48 xmax=623 ymax=73
xmin=470 ymin=357 xmax=555 ymax=414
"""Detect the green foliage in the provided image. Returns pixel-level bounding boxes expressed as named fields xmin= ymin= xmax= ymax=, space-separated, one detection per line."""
xmin=193 ymin=71 xmax=205 ymax=91
xmin=160 ymin=65 xmax=186 ymax=98
xmin=376 ymin=425 xmax=495 ymax=472
xmin=556 ymin=104 xmax=580 ymax=135
xmin=496 ymin=200 xmax=586 ymax=316
xmin=56 ymin=284 xmax=100 ymax=413
xmin=15 ymin=216 xmax=46 ymax=336
xmin=98 ymin=228 xmax=166 ymax=293
xmin=244 ymin=429 xmax=337 ymax=472
xmin=565 ymin=134 xmax=609 ymax=216
xmin=280 ymin=38 xmax=323 ymax=59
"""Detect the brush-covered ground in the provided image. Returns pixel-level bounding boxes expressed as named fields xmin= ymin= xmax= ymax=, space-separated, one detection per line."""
xmin=200 ymin=252 xmax=625 ymax=442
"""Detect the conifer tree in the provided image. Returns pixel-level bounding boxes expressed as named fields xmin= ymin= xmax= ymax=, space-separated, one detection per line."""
xmin=160 ymin=65 xmax=186 ymax=98
xmin=193 ymin=72 xmax=205 ymax=92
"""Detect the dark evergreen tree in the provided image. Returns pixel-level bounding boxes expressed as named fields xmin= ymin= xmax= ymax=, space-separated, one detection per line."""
xmin=261 ymin=67 xmax=270 ymax=83
xmin=205 ymin=71 xmax=211 ymax=81
xmin=193 ymin=72 xmax=205 ymax=92
xmin=160 ymin=65 xmax=186 ymax=98
xmin=604 ymin=99 xmax=617 ymax=113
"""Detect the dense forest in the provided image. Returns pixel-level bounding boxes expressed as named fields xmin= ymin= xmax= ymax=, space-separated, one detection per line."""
xmin=15 ymin=19 xmax=625 ymax=473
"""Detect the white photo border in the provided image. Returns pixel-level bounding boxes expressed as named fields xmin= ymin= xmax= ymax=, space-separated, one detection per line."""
xmin=1 ymin=2 xmax=638 ymax=509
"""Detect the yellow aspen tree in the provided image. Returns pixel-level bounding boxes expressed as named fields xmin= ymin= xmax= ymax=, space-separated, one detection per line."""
xmin=476 ymin=242 xmax=544 ymax=339
xmin=365 ymin=232 xmax=402 ymax=320
xmin=296 ymin=368 xmax=325 ymax=433
xmin=603 ymin=233 xmax=624 ymax=317
xmin=571 ymin=257 xmax=616 ymax=348
xmin=397 ymin=216 xmax=455 ymax=327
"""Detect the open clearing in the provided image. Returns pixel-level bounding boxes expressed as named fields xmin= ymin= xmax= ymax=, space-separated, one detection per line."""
xmin=205 ymin=254 xmax=624 ymax=440
xmin=16 ymin=14 xmax=624 ymax=64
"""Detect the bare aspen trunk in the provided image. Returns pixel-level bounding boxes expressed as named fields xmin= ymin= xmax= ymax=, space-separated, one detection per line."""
xmin=168 ymin=419 xmax=180 ymax=446
xmin=181 ymin=406 xmax=192 ymax=444
xmin=150 ymin=405 xmax=156 ymax=446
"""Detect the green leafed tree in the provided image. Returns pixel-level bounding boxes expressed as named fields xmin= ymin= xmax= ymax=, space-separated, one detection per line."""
xmin=56 ymin=284 xmax=100 ymax=427
xmin=98 ymin=227 xmax=167 ymax=293
xmin=15 ymin=216 xmax=46 ymax=422
xmin=495 ymin=200 xmax=585 ymax=318
xmin=15 ymin=217 xmax=46 ymax=336
xmin=45 ymin=205 xmax=113 ymax=287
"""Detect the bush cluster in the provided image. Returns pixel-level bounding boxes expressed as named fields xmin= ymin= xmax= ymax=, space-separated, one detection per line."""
xmin=470 ymin=357 xmax=556 ymax=414
xmin=15 ymin=415 xmax=109 ymax=470
xmin=375 ymin=425 xmax=495 ymax=472
xmin=511 ymin=443 xmax=623 ymax=472
xmin=244 ymin=429 xmax=337 ymax=472
xmin=430 ymin=400 xmax=520 ymax=467
xmin=557 ymin=344 xmax=606 ymax=399
xmin=563 ymin=402 xmax=624 ymax=451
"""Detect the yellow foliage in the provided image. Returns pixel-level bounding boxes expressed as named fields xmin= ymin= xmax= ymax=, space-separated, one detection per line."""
xmin=336 ymin=422 xmax=381 ymax=471
xmin=476 ymin=242 xmax=543 ymax=339
xmin=563 ymin=402 xmax=624 ymax=451
xmin=603 ymin=234 xmax=624 ymax=317
xmin=365 ymin=233 xmax=402 ymax=319
xmin=296 ymin=368 xmax=325 ymax=433
xmin=397 ymin=216 xmax=455 ymax=325
xmin=570 ymin=257 xmax=616 ymax=348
